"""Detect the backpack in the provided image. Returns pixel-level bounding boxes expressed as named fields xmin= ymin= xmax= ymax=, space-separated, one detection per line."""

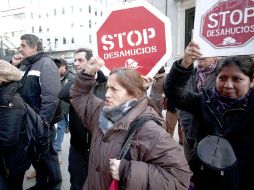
xmin=9 ymin=82 xmax=50 ymax=159
xmin=24 ymin=103 xmax=50 ymax=160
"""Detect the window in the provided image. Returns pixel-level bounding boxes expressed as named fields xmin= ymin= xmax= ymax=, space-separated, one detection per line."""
xmin=47 ymin=38 xmax=51 ymax=47
xmin=39 ymin=14 xmax=41 ymax=18
xmin=89 ymin=35 xmax=92 ymax=43
xmin=31 ymin=13 xmax=33 ymax=19
xmin=63 ymin=37 xmax=66 ymax=44
xmin=55 ymin=38 xmax=58 ymax=47
xmin=54 ymin=9 xmax=57 ymax=16
xmin=71 ymin=23 xmax=74 ymax=28
xmin=95 ymin=10 xmax=97 ymax=16
xmin=185 ymin=8 xmax=195 ymax=48
xmin=46 ymin=13 xmax=49 ymax=17
xmin=88 ymin=5 xmax=91 ymax=13
xmin=62 ymin=7 xmax=65 ymax=14
xmin=89 ymin=20 xmax=91 ymax=28
xmin=70 ymin=6 xmax=74 ymax=13
xmin=39 ymin=26 xmax=42 ymax=32
xmin=32 ymin=26 xmax=34 ymax=33
xmin=80 ymin=7 xmax=83 ymax=12
xmin=47 ymin=28 xmax=49 ymax=32
xmin=71 ymin=37 xmax=75 ymax=44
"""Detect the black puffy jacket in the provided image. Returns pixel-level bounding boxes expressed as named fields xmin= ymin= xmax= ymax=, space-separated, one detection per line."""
xmin=0 ymin=82 xmax=50 ymax=176
xmin=0 ymin=82 xmax=30 ymax=175
xmin=164 ymin=61 xmax=254 ymax=190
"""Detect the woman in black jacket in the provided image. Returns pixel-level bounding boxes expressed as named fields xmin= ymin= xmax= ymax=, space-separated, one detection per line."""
xmin=164 ymin=41 xmax=254 ymax=190
xmin=0 ymin=60 xmax=49 ymax=190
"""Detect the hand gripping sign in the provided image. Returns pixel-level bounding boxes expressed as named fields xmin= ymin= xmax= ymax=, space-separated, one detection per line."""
xmin=96 ymin=1 xmax=172 ymax=77
xmin=193 ymin=0 xmax=254 ymax=57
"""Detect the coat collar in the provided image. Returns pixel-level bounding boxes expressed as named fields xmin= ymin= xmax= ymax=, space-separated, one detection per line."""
xmin=112 ymin=96 xmax=165 ymax=131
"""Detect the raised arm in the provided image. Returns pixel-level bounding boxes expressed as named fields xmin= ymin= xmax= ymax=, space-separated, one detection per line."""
xmin=164 ymin=41 xmax=202 ymax=114
xmin=70 ymin=57 xmax=105 ymax=131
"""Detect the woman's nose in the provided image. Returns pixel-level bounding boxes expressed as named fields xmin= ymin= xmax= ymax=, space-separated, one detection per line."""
xmin=224 ymin=80 xmax=233 ymax=88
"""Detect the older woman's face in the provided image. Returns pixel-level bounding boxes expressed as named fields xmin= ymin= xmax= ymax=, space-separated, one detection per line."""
xmin=104 ymin=74 xmax=135 ymax=109
xmin=216 ymin=65 xmax=254 ymax=98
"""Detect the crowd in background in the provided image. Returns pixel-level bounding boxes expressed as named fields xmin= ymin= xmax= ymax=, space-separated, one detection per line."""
xmin=0 ymin=32 xmax=253 ymax=190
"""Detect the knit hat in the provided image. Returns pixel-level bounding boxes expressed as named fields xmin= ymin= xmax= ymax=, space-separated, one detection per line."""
xmin=53 ymin=58 xmax=68 ymax=68
xmin=0 ymin=60 xmax=22 ymax=82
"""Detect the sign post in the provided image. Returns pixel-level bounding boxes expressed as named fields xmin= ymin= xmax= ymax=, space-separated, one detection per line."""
xmin=193 ymin=0 xmax=254 ymax=57
xmin=96 ymin=1 xmax=172 ymax=77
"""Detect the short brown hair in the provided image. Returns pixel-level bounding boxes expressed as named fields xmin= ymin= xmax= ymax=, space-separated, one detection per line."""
xmin=74 ymin=48 xmax=93 ymax=61
xmin=109 ymin=68 xmax=145 ymax=99
xmin=21 ymin=34 xmax=43 ymax=51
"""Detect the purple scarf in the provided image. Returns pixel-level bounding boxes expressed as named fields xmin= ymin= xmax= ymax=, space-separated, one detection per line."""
xmin=211 ymin=87 xmax=251 ymax=114
xmin=196 ymin=61 xmax=218 ymax=91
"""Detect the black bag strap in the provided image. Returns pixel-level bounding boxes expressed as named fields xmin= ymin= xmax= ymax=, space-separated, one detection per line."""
xmin=203 ymin=89 xmax=223 ymax=135
xmin=117 ymin=115 xmax=161 ymax=160
xmin=20 ymin=65 xmax=32 ymax=87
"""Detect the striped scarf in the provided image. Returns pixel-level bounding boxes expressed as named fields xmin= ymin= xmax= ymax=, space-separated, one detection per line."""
xmin=196 ymin=61 xmax=218 ymax=91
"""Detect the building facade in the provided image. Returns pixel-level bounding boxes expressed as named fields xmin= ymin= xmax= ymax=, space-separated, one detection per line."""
xmin=0 ymin=0 xmax=196 ymax=65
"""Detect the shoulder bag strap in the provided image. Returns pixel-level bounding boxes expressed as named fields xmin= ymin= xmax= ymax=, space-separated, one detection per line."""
xmin=117 ymin=115 xmax=161 ymax=160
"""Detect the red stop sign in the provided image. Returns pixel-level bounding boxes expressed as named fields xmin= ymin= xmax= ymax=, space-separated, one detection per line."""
xmin=201 ymin=0 xmax=254 ymax=48
xmin=96 ymin=2 xmax=171 ymax=76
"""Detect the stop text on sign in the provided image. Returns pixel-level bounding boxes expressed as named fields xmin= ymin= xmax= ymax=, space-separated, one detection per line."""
xmin=101 ymin=28 xmax=157 ymax=59
xmin=205 ymin=5 xmax=254 ymax=39
xmin=208 ymin=7 xmax=254 ymax=28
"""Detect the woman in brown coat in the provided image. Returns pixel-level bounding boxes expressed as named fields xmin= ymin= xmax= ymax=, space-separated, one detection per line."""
xmin=70 ymin=57 xmax=192 ymax=190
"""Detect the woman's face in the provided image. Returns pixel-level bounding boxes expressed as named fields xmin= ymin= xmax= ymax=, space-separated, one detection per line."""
xmin=216 ymin=65 xmax=254 ymax=98
xmin=104 ymin=74 xmax=135 ymax=109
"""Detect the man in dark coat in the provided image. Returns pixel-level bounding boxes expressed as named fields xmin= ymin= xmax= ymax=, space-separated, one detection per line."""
xmin=54 ymin=58 xmax=75 ymax=151
xmin=59 ymin=48 xmax=107 ymax=190
xmin=17 ymin=34 xmax=62 ymax=190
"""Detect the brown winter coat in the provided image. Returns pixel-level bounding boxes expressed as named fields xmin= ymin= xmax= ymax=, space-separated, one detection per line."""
xmin=70 ymin=72 xmax=192 ymax=190
xmin=150 ymin=73 xmax=165 ymax=110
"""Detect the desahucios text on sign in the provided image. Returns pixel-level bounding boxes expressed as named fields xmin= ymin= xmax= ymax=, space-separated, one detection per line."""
xmin=201 ymin=0 xmax=254 ymax=48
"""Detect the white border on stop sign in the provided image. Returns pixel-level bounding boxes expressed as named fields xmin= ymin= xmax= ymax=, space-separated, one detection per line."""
xmin=193 ymin=0 xmax=254 ymax=58
xmin=94 ymin=0 xmax=172 ymax=78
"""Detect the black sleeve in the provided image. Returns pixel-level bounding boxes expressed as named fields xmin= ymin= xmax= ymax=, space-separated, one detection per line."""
xmin=164 ymin=59 xmax=200 ymax=114
xmin=96 ymin=70 xmax=107 ymax=84
xmin=59 ymin=81 xmax=74 ymax=103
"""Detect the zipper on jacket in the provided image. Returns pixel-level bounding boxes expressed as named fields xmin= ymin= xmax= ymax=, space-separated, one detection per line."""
xmin=0 ymin=103 xmax=13 ymax=108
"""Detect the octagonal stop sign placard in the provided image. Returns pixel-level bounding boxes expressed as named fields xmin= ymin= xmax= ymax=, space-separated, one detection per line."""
xmin=201 ymin=0 xmax=254 ymax=48
xmin=96 ymin=1 xmax=171 ymax=77
xmin=193 ymin=0 xmax=254 ymax=57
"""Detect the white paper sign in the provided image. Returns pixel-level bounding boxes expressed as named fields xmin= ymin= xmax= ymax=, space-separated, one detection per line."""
xmin=193 ymin=0 xmax=254 ymax=57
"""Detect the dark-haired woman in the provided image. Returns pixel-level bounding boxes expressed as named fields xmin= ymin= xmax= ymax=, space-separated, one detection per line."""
xmin=164 ymin=41 xmax=254 ymax=190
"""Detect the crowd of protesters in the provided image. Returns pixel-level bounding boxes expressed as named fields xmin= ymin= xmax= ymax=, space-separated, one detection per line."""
xmin=0 ymin=31 xmax=253 ymax=190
